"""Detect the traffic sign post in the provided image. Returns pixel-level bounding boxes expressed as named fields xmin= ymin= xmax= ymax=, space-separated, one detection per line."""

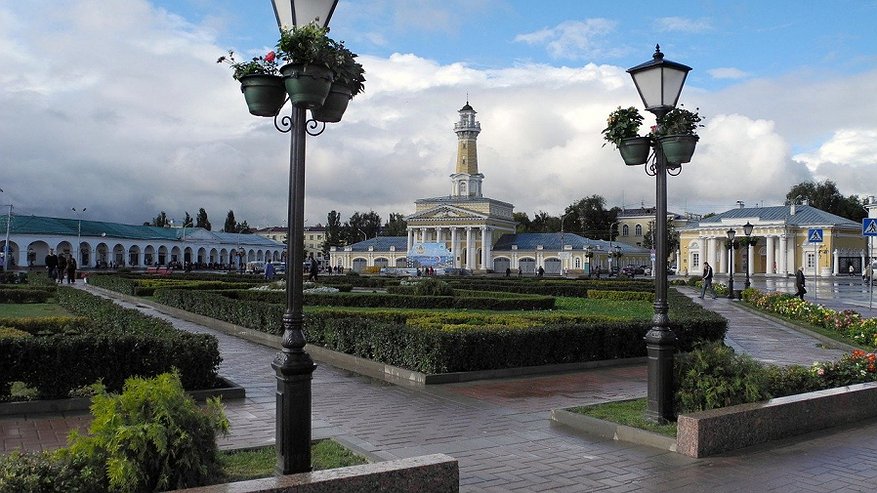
xmin=864 ymin=219 xmax=877 ymax=309
xmin=808 ymin=229 xmax=823 ymax=300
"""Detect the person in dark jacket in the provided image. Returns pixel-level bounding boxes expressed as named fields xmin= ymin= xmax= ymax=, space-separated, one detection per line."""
xmin=699 ymin=261 xmax=716 ymax=299
xmin=795 ymin=267 xmax=806 ymax=300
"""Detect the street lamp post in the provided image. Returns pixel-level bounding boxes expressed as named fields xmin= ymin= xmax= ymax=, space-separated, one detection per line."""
xmin=585 ymin=245 xmax=593 ymax=277
xmin=743 ymin=221 xmax=753 ymax=289
xmin=268 ymin=0 xmax=339 ymax=475
xmin=727 ymin=228 xmax=736 ymax=299
xmin=72 ymin=208 xmax=86 ymax=268
xmin=623 ymin=45 xmax=693 ymax=423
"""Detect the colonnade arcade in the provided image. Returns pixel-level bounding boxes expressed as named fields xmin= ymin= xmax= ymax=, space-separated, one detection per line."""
xmin=407 ymin=225 xmax=493 ymax=270
xmin=1 ymin=237 xmax=282 ymax=269
xmin=686 ymin=228 xmax=864 ymax=277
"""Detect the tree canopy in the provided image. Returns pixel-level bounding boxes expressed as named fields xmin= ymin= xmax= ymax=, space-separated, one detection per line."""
xmin=786 ymin=180 xmax=866 ymax=222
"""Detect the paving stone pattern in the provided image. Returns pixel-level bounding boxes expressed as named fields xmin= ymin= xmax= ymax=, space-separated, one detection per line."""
xmin=3 ymin=285 xmax=877 ymax=492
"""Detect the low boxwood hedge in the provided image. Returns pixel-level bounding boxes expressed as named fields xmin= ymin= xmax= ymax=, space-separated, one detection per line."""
xmin=152 ymin=286 xmax=724 ymax=374
xmin=0 ymin=288 xmax=52 ymax=303
xmin=0 ymin=288 xmax=221 ymax=400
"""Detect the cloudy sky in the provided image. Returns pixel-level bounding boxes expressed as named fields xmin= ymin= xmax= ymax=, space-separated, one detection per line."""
xmin=2 ymin=0 xmax=876 ymax=229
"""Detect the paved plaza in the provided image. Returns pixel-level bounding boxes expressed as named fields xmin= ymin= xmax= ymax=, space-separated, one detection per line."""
xmin=3 ymin=278 xmax=877 ymax=491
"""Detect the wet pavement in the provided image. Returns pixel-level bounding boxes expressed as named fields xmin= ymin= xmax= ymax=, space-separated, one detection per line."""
xmin=3 ymin=280 xmax=877 ymax=492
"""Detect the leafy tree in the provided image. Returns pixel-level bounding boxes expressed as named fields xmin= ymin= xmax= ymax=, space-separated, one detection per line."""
xmin=786 ymin=180 xmax=866 ymax=222
xmin=223 ymin=210 xmax=236 ymax=232
xmin=642 ymin=221 xmax=680 ymax=253
xmin=149 ymin=211 xmax=169 ymax=228
xmin=562 ymin=195 xmax=619 ymax=239
xmin=236 ymin=220 xmax=253 ymax=234
xmin=382 ymin=213 xmax=408 ymax=236
xmin=183 ymin=212 xmax=194 ymax=228
xmin=529 ymin=211 xmax=559 ymax=233
xmin=343 ymin=211 xmax=382 ymax=243
xmin=513 ymin=212 xmax=531 ymax=233
xmin=195 ymin=208 xmax=211 ymax=231
xmin=322 ymin=210 xmax=344 ymax=255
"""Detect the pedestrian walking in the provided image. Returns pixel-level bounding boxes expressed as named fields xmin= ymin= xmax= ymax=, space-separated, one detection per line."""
xmin=795 ymin=267 xmax=807 ymax=300
xmin=65 ymin=254 xmax=76 ymax=284
xmin=699 ymin=261 xmax=717 ymax=299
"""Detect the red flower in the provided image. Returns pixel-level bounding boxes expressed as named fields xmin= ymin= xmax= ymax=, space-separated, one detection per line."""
xmin=265 ymin=51 xmax=276 ymax=63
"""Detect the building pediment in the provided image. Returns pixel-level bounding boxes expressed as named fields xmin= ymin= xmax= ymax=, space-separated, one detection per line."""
xmin=406 ymin=205 xmax=487 ymax=222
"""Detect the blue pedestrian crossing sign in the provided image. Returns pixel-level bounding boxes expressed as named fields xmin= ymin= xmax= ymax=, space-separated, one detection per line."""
xmin=864 ymin=218 xmax=877 ymax=237
xmin=807 ymin=228 xmax=824 ymax=243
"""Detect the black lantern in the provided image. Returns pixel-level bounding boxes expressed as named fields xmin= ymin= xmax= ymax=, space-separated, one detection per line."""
xmin=743 ymin=221 xmax=753 ymax=288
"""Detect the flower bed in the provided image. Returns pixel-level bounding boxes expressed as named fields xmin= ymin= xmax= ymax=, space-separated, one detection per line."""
xmin=742 ymin=288 xmax=877 ymax=347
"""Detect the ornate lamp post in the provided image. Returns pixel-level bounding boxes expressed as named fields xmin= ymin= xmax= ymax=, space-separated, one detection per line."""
xmin=623 ymin=45 xmax=693 ymax=423
xmin=585 ymin=245 xmax=593 ymax=276
xmin=727 ymin=228 xmax=736 ymax=299
xmin=268 ymin=0 xmax=339 ymax=475
xmin=743 ymin=221 xmax=753 ymax=289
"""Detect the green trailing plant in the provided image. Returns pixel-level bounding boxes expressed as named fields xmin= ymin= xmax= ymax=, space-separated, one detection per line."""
xmin=656 ymin=105 xmax=703 ymax=136
xmin=216 ymin=50 xmax=279 ymax=80
xmin=674 ymin=341 xmax=770 ymax=413
xmin=276 ymin=23 xmax=332 ymax=67
xmin=326 ymin=39 xmax=366 ymax=96
xmin=601 ymin=106 xmax=644 ymax=149
xmin=59 ymin=372 xmax=229 ymax=493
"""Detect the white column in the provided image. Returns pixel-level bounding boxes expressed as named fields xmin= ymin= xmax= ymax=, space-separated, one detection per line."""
xmin=719 ymin=238 xmax=727 ymax=273
xmin=465 ymin=227 xmax=473 ymax=269
xmin=779 ymin=234 xmax=788 ymax=275
xmin=420 ymin=227 xmax=427 ymax=243
xmin=832 ymin=248 xmax=839 ymax=275
xmin=479 ymin=226 xmax=487 ymax=269
xmin=449 ymin=228 xmax=457 ymax=267
xmin=706 ymin=237 xmax=715 ymax=268
xmin=747 ymin=244 xmax=754 ymax=276
xmin=765 ymin=236 xmax=775 ymax=275
xmin=407 ymin=229 xmax=413 ymax=252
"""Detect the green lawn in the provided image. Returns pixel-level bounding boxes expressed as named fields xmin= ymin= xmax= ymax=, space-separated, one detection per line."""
xmin=215 ymin=440 xmax=367 ymax=484
xmin=0 ymin=303 xmax=72 ymax=318
xmin=569 ymin=398 xmax=677 ymax=437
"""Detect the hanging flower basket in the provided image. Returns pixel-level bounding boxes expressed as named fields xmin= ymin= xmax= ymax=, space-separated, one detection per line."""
xmin=311 ymin=83 xmax=353 ymax=123
xmin=618 ymin=136 xmax=651 ymax=166
xmin=659 ymin=134 xmax=699 ymax=164
xmin=239 ymin=74 xmax=286 ymax=117
xmin=280 ymin=63 xmax=334 ymax=109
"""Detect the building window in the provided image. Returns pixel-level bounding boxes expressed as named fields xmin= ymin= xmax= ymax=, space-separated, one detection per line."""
xmin=806 ymin=253 xmax=816 ymax=269
xmin=575 ymin=257 xmax=581 ymax=269
xmin=635 ymin=224 xmax=643 ymax=237
xmin=622 ymin=225 xmax=629 ymax=236
xmin=692 ymin=253 xmax=700 ymax=269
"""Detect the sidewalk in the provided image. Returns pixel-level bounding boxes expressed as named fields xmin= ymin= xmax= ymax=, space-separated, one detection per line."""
xmin=3 ymin=285 xmax=877 ymax=492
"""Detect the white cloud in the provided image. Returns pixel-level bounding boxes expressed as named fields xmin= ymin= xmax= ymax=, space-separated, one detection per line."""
xmin=792 ymin=129 xmax=877 ymax=197
xmin=0 ymin=0 xmax=871 ymax=229
xmin=654 ymin=17 xmax=712 ymax=33
xmin=514 ymin=19 xmax=619 ymax=60
xmin=708 ymin=67 xmax=750 ymax=80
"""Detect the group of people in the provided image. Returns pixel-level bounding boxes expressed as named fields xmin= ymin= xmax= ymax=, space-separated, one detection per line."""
xmin=44 ymin=249 xmax=77 ymax=284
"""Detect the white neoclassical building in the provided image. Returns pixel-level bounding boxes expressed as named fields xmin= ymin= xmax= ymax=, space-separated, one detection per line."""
xmin=329 ymin=102 xmax=650 ymax=273
xmin=0 ymin=215 xmax=284 ymax=270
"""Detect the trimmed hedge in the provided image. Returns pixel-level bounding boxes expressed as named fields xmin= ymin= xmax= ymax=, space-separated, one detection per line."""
xmin=587 ymin=289 xmax=654 ymax=302
xmin=152 ymin=286 xmax=725 ymax=373
xmin=0 ymin=288 xmax=52 ymax=303
xmin=0 ymin=288 xmax=221 ymax=400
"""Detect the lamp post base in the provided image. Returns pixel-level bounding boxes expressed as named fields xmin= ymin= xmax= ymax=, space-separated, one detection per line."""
xmin=644 ymin=327 xmax=676 ymax=424
xmin=272 ymin=349 xmax=316 ymax=475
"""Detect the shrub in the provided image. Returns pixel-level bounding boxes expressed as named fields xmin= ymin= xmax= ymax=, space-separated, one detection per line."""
xmin=59 ymin=372 xmax=229 ymax=493
xmin=411 ymin=277 xmax=453 ymax=296
xmin=674 ymin=341 xmax=770 ymax=413
xmin=0 ymin=288 xmax=51 ymax=303
xmin=0 ymin=450 xmax=104 ymax=493
xmin=587 ymin=290 xmax=653 ymax=302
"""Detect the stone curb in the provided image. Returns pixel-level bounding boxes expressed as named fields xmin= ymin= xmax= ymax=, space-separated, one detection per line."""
xmin=0 ymin=377 xmax=245 ymax=417
xmin=549 ymin=407 xmax=677 ymax=452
